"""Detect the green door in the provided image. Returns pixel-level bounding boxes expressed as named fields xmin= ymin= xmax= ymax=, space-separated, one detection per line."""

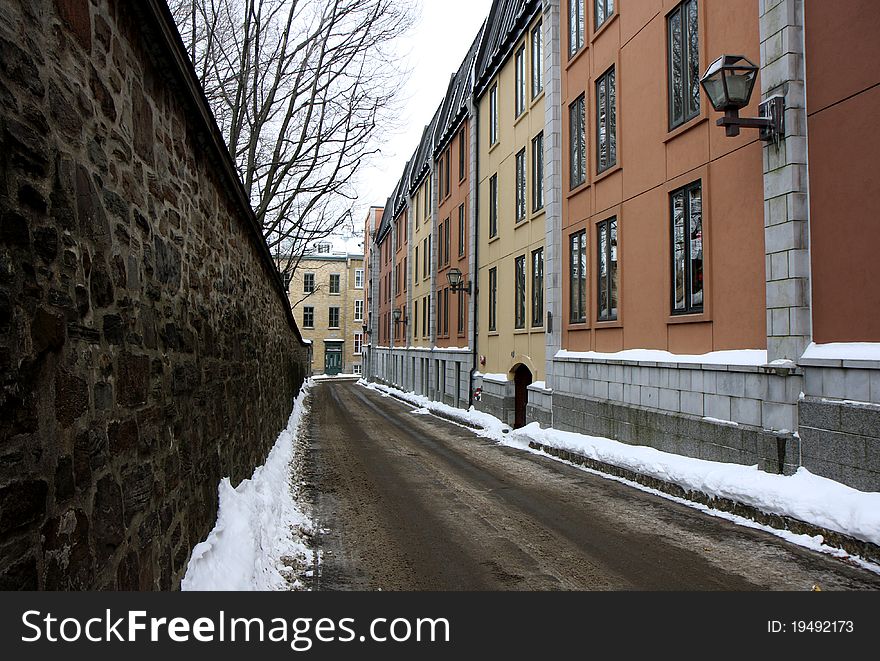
xmin=324 ymin=346 xmax=343 ymax=376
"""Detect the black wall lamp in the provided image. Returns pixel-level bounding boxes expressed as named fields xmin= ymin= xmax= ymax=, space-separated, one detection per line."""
xmin=446 ymin=268 xmax=472 ymax=295
xmin=392 ymin=307 xmax=408 ymax=325
xmin=700 ymin=55 xmax=784 ymax=142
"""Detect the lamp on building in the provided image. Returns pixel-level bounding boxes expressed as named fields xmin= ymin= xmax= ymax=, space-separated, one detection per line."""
xmin=446 ymin=267 xmax=472 ymax=295
xmin=700 ymin=55 xmax=784 ymax=142
xmin=392 ymin=307 xmax=408 ymax=325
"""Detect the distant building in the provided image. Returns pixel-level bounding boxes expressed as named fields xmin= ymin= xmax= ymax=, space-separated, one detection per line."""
xmin=286 ymin=237 xmax=365 ymax=376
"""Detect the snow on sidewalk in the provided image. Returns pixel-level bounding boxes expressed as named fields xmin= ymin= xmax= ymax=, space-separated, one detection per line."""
xmin=359 ymin=380 xmax=880 ymax=564
xmin=182 ymin=381 xmax=317 ymax=591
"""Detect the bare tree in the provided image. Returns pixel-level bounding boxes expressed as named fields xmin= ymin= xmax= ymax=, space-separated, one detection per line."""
xmin=168 ymin=0 xmax=412 ymax=276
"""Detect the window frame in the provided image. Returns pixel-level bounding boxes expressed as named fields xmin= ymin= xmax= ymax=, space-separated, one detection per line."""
xmin=595 ymin=0 xmax=614 ymax=31
xmin=489 ymin=174 xmax=499 ymax=238
xmin=457 ymin=289 xmax=465 ymax=336
xmin=302 ymin=306 xmax=315 ymax=329
xmin=532 ymin=131 xmax=544 ymax=212
xmin=514 ymin=255 xmax=526 ymax=330
xmin=532 ymin=247 xmax=544 ymax=328
xmin=670 ymin=180 xmax=704 ymax=315
xmin=489 ymin=83 xmax=499 ymax=145
xmin=531 ymin=20 xmax=543 ymax=99
xmin=569 ymin=0 xmax=584 ymax=59
xmin=354 ymin=268 xmax=364 ymax=289
xmin=515 ymin=44 xmax=527 ymax=117
xmin=329 ymin=273 xmax=341 ymax=295
xmin=569 ymin=229 xmax=587 ymax=324
xmin=596 ymin=216 xmax=618 ymax=322
xmin=667 ymin=0 xmax=701 ymax=130
xmin=515 ymin=148 xmax=527 ymax=223
xmin=488 ymin=267 xmax=498 ymax=332
xmin=354 ymin=332 xmax=363 ymax=355
xmin=596 ymin=66 xmax=617 ymax=174
xmin=569 ymin=94 xmax=586 ymax=189
xmin=354 ymin=299 xmax=364 ymax=322
xmin=458 ymin=128 xmax=466 ymax=181
xmin=303 ymin=272 xmax=315 ymax=294
xmin=329 ymin=306 xmax=340 ymax=329
xmin=458 ymin=204 xmax=466 ymax=257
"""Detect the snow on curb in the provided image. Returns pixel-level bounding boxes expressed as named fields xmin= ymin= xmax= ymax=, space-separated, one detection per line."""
xmin=358 ymin=379 xmax=880 ymax=565
xmin=182 ymin=381 xmax=316 ymax=591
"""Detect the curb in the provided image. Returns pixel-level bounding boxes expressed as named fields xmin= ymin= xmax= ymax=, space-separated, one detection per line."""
xmin=528 ymin=440 xmax=880 ymax=567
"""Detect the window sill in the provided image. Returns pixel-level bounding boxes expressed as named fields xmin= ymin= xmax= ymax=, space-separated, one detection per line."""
xmin=663 ymin=114 xmax=708 ymax=143
xmin=530 ymin=207 xmax=546 ymax=221
xmin=591 ymin=12 xmax=619 ymax=44
xmin=514 ymin=217 xmax=528 ymax=227
xmin=488 ymin=141 xmax=500 ymax=156
xmin=594 ymin=162 xmax=621 ymax=184
xmin=566 ymin=45 xmax=588 ymax=72
xmin=488 ymin=331 xmax=500 ymax=337
xmin=530 ymin=326 xmax=545 ymax=334
xmin=529 ymin=90 xmax=545 ymax=110
xmin=568 ymin=321 xmax=590 ymax=330
xmin=514 ymin=109 xmax=528 ymax=128
xmin=667 ymin=311 xmax=711 ymax=325
xmin=594 ymin=318 xmax=622 ymax=329
xmin=566 ymin=181 xmax=590 ymax=199
xmin=513 ymin=328 xmax=529 ymax=335
xmin=488 ymin=234 xmax=500 ymax=245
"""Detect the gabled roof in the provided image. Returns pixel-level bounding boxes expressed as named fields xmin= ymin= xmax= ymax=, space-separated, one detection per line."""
xmin=433 ymin=22 xmax=486 ymax=158
xmin=474 ymin=0 xmax=541 ymax=99
xmin=376 ymin=196 xmax=394 ymax=244
xmin=408 ymin=107 xmax=442 ymax=195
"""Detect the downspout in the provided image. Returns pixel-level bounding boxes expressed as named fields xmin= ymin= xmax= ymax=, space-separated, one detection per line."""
xmin=469 ymin=97 xmax=480 ymax=408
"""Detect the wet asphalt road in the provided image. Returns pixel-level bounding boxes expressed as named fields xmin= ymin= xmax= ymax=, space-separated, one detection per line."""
xmin=301 ymin=381 xmax=880 ymax=591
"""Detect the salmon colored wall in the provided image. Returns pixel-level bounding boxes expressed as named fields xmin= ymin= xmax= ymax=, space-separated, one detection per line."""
xmin=394 ymin=208 xmax=408 ymax=342
xmin=560 ymin=0 xmax=766 ymax=355
xmin=806 ymin=2 xmax=880 ymax=343
xmin=437 ymin=119 xmax=470 ymax=348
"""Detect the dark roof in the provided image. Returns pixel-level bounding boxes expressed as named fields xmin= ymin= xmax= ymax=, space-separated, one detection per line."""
xmin=433 ymin=22 xmax=486 ymax=158
xmin=407 ymin=107 xmax=441 ymax=195
xmin=376 ymin=196 xmax=394 ymax=244
xmin=474 ymin=0 xmax=541 ymax=99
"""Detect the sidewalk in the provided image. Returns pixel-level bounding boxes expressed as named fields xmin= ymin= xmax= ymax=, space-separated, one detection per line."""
xmin=359 ymin=380 xmax=880 ymax=572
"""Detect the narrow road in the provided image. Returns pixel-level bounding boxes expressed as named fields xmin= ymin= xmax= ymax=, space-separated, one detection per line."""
xmin=302 ymin=381 xmax=880 ymax=591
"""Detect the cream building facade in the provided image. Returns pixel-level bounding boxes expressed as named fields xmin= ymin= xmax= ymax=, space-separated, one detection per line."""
xmin=287 ymin=241 xmax=365 ymax=376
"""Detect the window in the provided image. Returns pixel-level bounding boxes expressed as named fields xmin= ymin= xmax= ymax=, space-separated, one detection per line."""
xmin=355 ymin=269 xmax=364 ymax=289
xmin=303 ymin=273 xmax=315 ymax=293
xmin=515 ymin=148 xmax=527 ymax=223
xmin=443 ymin=220 xmax=450 ymax=266
xmin=532 ymin=21 xmax=543 ymax=99
xmin=303 ymin=306 xmax=314 ymax=329
xmin=424 ymin=179 xmax=431 ymax=219
xmin=595 ymin=0 xmax=614 ymax=30
xmin=403 ymin=257 xmax=407 ymax=291
xmin=515 ymin=255 xmax=526 ymax=329
xmin=428 ymin=235 xmax=432 ymax=275
xmin=668 ymin=0 xmax=700 ymax=129
xmin=569 ymin=0 xmax=584 ymax=58
xmin=395 ymin=264 xmax=400 ymax=295
xmin=597 ymin=217 xmax=618 ymax=321
xmin=438 ymin=154 xmax=445 ymax=202
xmin=353 ymin=364 xmax=362 ymax=375
xmin=438 ymin=222 xmax=444 ymax=267
xmin=444 ymin=148 xmax=451 ymax=198
xmin=569 ymin=94 xmax=586 ymax=189
xmin=489 ymin=83 xmax=498 ymax=145
xmin=329 ymin=307 xmax=340 ymax=329
xmin=459 ymin=129 xmax=466 ymax=180
xmin=569 ymin=230 xmax=587 ymax=323
xmin=414 ymin=299 xmax=419 ymax=338
xmin=329 ymin=273 xmax=341 ymax=294
xmin=671 ymin=181 xmax=703 ymax=314
xmin=355 ymin=299 xmax=364 ymax=322
xmin=532 ymin=248 xmax=544 ymax=327
xmin=443 ymin=288 xmax=449 ymax=336
xmin=596 ymin=66 xmax=617 ymax=173
xmin=317 ymin=243 xmax=331 ymax=254
xmin=515 ymin=44 xmax=526 ymax=117
xmin=532 ymin=132 xmax=544 ymax=212
xmin=458 ymin=204 xmax=466 ymax=256
xmin=414 ymin=245 xmax=420 ymax=284
xmin=457 ymin=289 xmax=465 ymax=335
xmin=422 ymin=295 xmax=428 ymax=337
xmin=489 ymin=174 xmax=498 ymax=238
xmin=282 ymin=272 xmax=292 ymax=290
xmin=488 ymin=267 xmax=497 ymax=332
xmin=423 ymin=237 xmax=429 ymax=278
xmin=354 ymin=333 xmax=363 ymax=355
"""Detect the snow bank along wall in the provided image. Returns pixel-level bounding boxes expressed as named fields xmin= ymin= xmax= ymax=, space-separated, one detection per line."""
xmin=0 ymin=0 xmax=310 ymax=589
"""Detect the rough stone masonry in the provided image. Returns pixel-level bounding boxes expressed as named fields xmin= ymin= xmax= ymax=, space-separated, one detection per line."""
xmin=0 ymin=0 xmax=309 ymax=589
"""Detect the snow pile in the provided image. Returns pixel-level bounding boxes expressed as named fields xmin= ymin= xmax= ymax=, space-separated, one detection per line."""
xmin=182 ymin=382 xmax=316 ymax=591
xmin=358 ymin=380 xmax=880 ymax=550
xmin=802 ymin=342 xmax=880 ymax=362
xmin=554 ymin=348 xmax=768 ymax=366
xmin=514 ymin=424 xmax=880 ymax=547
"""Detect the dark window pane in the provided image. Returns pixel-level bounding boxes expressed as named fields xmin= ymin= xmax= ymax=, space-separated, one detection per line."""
xmin=689 ymin=185 xmax=703 ymax=309
xmin=670 ymin=8 xmax=684 ymax=126
xmin=672 ymin=190 xmax=686 ymax=311
xmin=610 ymin=218 xmax=618 ymax=318
xmin=687 ymin=0 xmax=700 ymax=118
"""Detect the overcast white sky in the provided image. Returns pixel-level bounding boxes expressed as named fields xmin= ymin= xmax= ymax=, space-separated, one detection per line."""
xmin=350 ymin=0 xmax=493 ymax=233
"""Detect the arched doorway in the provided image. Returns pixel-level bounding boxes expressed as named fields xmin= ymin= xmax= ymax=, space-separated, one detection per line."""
xmin=513 ymin=364 xmax=532 ymax=429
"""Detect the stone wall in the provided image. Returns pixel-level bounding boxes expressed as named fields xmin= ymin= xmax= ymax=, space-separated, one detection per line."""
xmin=0 ymin=0 xmax=309 ymax=589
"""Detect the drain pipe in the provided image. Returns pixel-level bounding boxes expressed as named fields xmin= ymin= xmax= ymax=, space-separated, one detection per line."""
xmin=468 ymin=96 xmax=480 ymax=409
